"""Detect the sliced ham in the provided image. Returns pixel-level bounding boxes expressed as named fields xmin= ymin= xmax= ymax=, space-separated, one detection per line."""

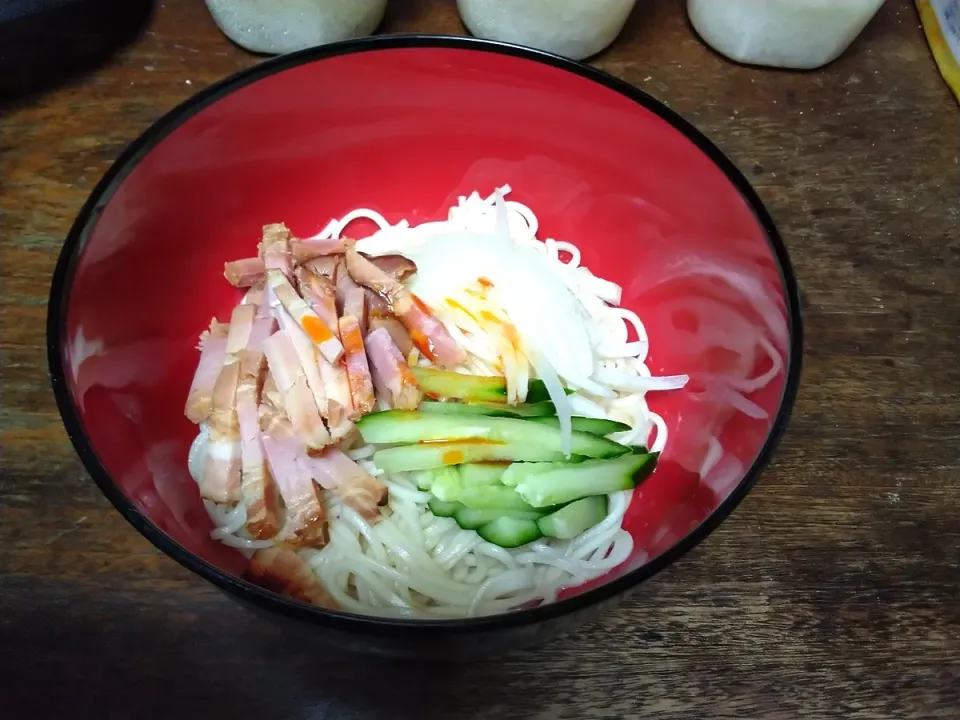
xmin=249 ymin=313 xmax=278 ymax=350
xmin=303 ymin=251 xmax=415 ymax=282
xmin=345 ymin=246 xmax=465 ymax=367
xmin=185 ymin=319 xmax=229 ymax=423
xmin=341 ymin=253 xmax=417 ymax=307
xmin=259 ymin=223 xmax=294 ymax=280
xmin=275 ymin=307 xmax=328 ymax=417
xmin=370 ymin=253 xmax=418 ymax=283
xmin=224 ymin=257 xmax=265 ymax=287
xmin=258 ymin=390 xmax=290 ymax=433
xmin=201 ymin=300 xmax=278 ymax=504
xmin=368 ymin=312 xmax=414 ymax=357
xmin=283 ymin=269 xmax=355 ymax=431
xmin=262 ymin=330 xmax=331 ymax=450
xmin=292 ymin=236 xmax=346 ymax=263
xmin=243 ymin=283 xmax=267 ymax=312
xmin=200 ymin=359 xmax=242 ymax=503
xmin=236 ymin=350 xmax=281 ymax=540
xmin=300 ymin=448 xmax=386 ymax=524
xmin=364 ymin=288 xmax=389 ymax=316
xmin=261 ymin=429 xmax=328 ymax=548
xmin=266 ymin=269 xmax=343 ymax=364
xmin=365 ymin=327 xmax=422 ymax=410
xmin=225 ymin=303 xmax=258 ymax=356
xmin=295 ymin=267 xmax=339 ymax=331
xmin=304 ymin=255 xmax=338 ymax=280
xmin=226 ymin=303 xmax=278 ymax=360
xmin=334 ymin=256 xmax=362 ymax=315
xmin=261 ymin=370 xmax=283 ymax=415
xmin=342 ymin=286 xmax=367 ymax=335
xmin=365 ymin=289 xmax=414 ymax=354
xmin=339 ymin=313 xmax=376 ymax=416
xmin=248 ymin=546 xmax=339 ymax=609
xmin=264 ymin=278 xmax=350 ymax=433
xmin=318 ymin=356 xmax=356 ymax=437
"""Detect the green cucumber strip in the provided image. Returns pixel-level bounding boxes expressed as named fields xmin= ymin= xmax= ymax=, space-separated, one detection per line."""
xmin=429 ymin=466 xmax=463 ymax=502
xmin=418 ymin=400 xmax=557 ymax=418
xmin=414 ymin=471 xmax=435 ymax=490
xmin=526 ymin=380 xmax=575 ymax=404
xmin=410 ymin=367 xmax=508 ymax=403
xmin=501 ymin=460 xmax=582 ymax=487
xmin=374 ymin=444 xmax=581 ymax=473
xmin=457 ymin=485 xmax=538 ymax=512
xmin=453 ymin=507 xmax=545 ymax=531
xmin=537 ymin=496 xmax=608 ymax=539
xmin=459 ymin=462 xmax=510 ymax=486
xmin=476 ymin=516 xmax=543 ymax=548
xmin=427 ymin=497 xmax=463 ymax=518
xmin=516 ymin=452 xmax=659 ymax=508
xmin=356 ymin=411 xmax=629 ymax=459
xmin=529 ymin=416 xmax=631 ymax=436
xmin=409 ymin=367 xmax=572 ymax=405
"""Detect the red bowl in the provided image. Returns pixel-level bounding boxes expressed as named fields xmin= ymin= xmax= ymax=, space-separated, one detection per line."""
xmin=48 ymin=35 xmax=802 ymax=656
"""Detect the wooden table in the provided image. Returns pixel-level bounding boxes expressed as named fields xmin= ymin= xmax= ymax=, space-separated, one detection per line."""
xmin=2 ymin=0 xmax=958 ymax=717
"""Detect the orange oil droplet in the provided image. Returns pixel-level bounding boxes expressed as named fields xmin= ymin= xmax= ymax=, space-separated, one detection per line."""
xmin=400 ymin=364 xmax=419 ymax=387
xmin=441 ymin=450 xmax=466 ymax=465
xmin=302 ymin=315 xmax=333 ymax=344
xmin=409 ymin=328 xmax=437 ymax=362
xmin=340 ymin=321 xmax=365 ymax=355
xmin=502 ymin=322 xmax=521 ymax=348
xmin=445 ymin=298 xmax=477 ymax=321
xmin=410 ymin=293 xmax=431 ymax=313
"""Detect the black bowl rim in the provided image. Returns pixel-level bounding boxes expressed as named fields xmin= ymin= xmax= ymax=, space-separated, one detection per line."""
xmin=47 ymin=33 xmax=804 ymax=636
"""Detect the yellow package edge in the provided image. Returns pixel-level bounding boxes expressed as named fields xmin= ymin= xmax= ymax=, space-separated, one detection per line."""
xmin=916 ymin=0 xmax=960 ymax=103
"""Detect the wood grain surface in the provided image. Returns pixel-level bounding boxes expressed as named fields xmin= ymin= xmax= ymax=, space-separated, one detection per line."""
xmin=2 ymin=0 xmax=959 ymax=718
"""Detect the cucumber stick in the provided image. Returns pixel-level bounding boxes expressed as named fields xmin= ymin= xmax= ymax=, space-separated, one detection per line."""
xmin=453 ymin=507 xmax=545 ymax=531
xmin=458 ymin=485 xmax=538 ymax=512
xmin=415 ymin=471 xmax=434 ymax=491
xmin=418 ymin=400 xmax=557 ymax=418
xmin=424 ymin=483 xmax=537 ymax=511
xmin=516 ymin=452 xmax=660 ymax=508
xmin=459 ymin=462 xmax=510 ymax=486
xmin=477 ymin=516 xmax=543 ymax=548
xmin=411 ymin=367 xmax=509 ymax=403
xmin=526 ymin=379 xmax=571 ymax=404
xmin=410 ymin=367 xmax=571 ymax=404
xmin=501 ymin=461 xmax=580 ymax=487
xmin=529 ymin=416 xmax=631 ymax=436
xmin=358 ymin=411 xmax=628 ymax=457
xmin=415 ymin=466 xmax=459 ymax=491
xmin=427 ymin=497 xmax=463 ymax=517
xmin=429 ymin=466 xmax=462 ymax=501
xmin=374 ymin=444 xmax=571 ymax=473
xmin=537 ymin=496 xmax=608 ymax=539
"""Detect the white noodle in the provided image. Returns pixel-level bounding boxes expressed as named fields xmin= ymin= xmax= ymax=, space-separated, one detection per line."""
xmin=346 ymin=444 xmax=376 ymax=461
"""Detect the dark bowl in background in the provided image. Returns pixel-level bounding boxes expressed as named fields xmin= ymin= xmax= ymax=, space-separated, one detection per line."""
xmin=0 ymin=0 xmax=153 ymax=101
xmin=47 ymin=35 xmax=802 ymax=658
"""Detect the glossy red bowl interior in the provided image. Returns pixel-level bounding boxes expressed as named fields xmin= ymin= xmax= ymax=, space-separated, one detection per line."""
xmin=49 ymin=36 xmax=801 ymax=630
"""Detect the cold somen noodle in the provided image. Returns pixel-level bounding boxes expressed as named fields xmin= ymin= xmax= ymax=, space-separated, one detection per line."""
xmin=190 ymin=186 xmax=690 ymax=618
